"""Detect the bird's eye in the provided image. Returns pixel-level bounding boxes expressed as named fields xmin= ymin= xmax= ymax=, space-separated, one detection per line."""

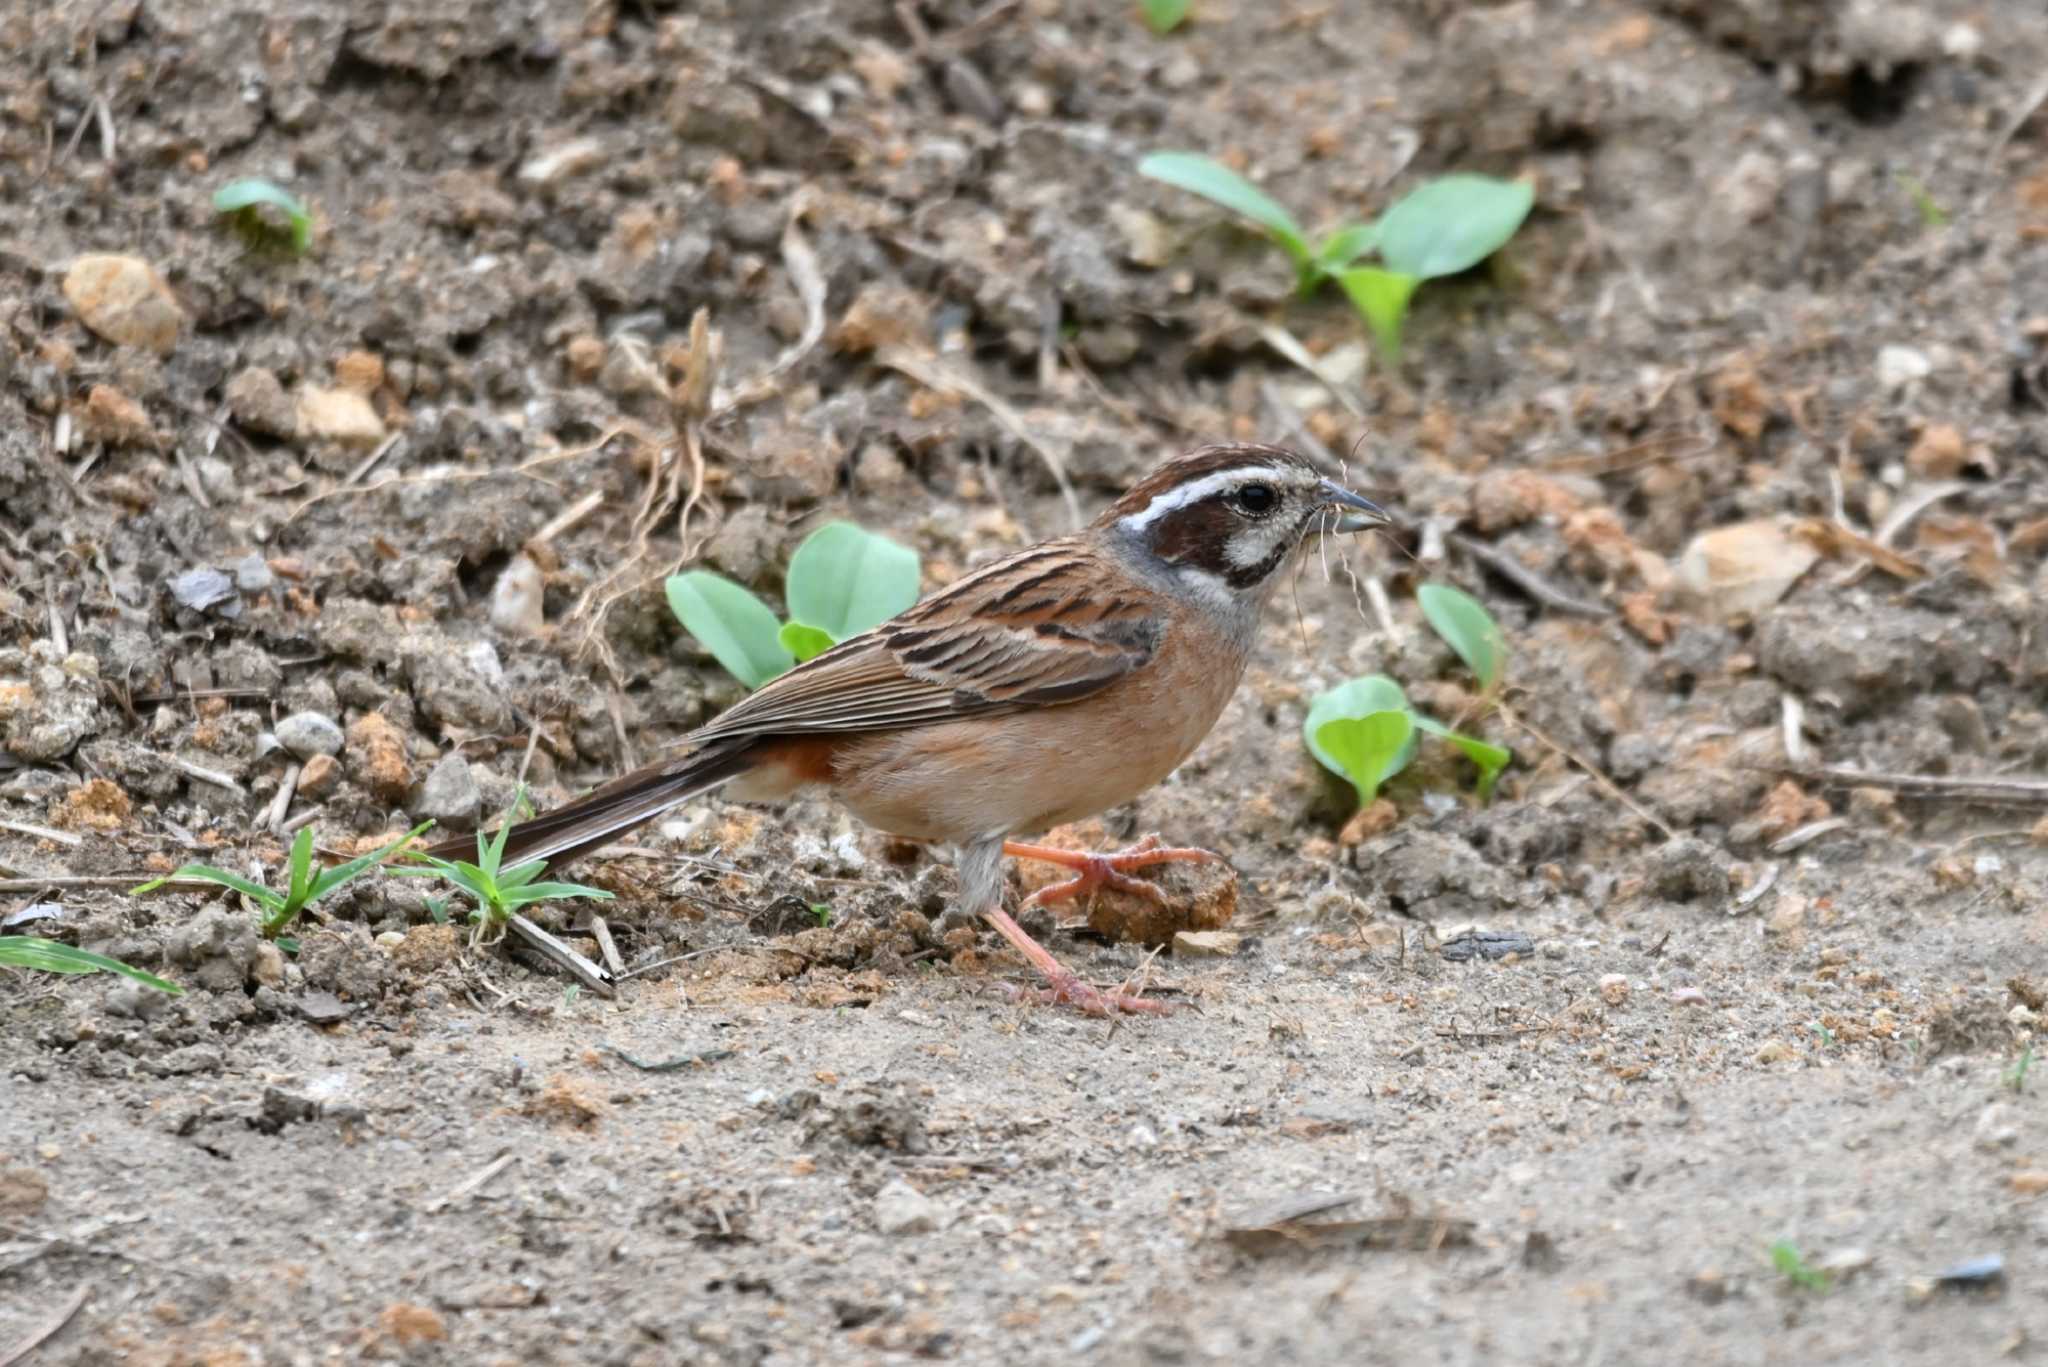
xmin=1232 ymin=482 xmax=1278 ymax=515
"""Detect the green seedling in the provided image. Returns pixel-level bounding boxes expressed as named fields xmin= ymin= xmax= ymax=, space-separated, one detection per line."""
xmin=1769 ymin=1239 xmax=1830 ymax=1293
xmin=667 ymin=521 xmax=921 ymax=689
xmin=1140 ymin=0 xmax=1189 ymax=34
xmin=2006 ymin=1044 xmax=2034 ymax=1094
xmin=0 ymin=935 xmax=183 ymax=995
xmin=1138 ymin=153 xmax=1532 ymax=360
xmin=1304 ymin=584 xmax=1515 ymax=809
xmin=1336 ymin=175 xmax=1534 ymax=363
xmin=134 ymin=821 xmax=432 ymax=940
xmin=810 ymin=903 xmax=834 ymax=928
xmin=213 ymin=178 xmax=312 ymax=255
xmin=397 ymin=788 xmax=612 ymax=939
xmin=1895 ymin=171 xmax=1949 ymax=228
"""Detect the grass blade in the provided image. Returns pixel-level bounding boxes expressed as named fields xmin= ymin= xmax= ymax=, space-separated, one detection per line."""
xmin=306 ymin=821 xmax=434 ymax=902
xmin=132 ymin=865 xmax=286 ymax=915
xmin=0 ymin=936 xmax=184 ymax=994
xmin=507 ymin=881 xmax=616 ymax=904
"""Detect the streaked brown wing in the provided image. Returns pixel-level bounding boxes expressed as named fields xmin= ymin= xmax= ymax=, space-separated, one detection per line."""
xmin=697 ymin=538 xmax=1161 ymax=739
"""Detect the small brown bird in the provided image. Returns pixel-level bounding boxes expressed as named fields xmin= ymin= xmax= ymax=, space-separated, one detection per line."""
xmin=432 ymin=444 xmax=1390 ymax=1013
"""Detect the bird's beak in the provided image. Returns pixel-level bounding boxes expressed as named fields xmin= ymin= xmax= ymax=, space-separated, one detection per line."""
xmin=1316 ymin=479 xmax=1393 ymax=533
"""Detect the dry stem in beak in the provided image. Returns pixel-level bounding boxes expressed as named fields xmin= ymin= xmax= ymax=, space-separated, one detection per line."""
xmin=1316 ymin=479 xmax=1393 ymax=533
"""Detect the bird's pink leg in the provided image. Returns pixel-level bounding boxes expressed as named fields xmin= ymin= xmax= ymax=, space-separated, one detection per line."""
xmin=978 ymin=903 xmax=1170 ymax=1017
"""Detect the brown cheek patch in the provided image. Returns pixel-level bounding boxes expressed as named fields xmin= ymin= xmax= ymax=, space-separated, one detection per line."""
xmin=1149 ymin=500 xmax=1240 ymax=576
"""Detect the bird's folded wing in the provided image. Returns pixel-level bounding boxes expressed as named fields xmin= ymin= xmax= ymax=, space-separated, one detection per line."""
xmin=699 ymin=539 xmax=1163 ymax=738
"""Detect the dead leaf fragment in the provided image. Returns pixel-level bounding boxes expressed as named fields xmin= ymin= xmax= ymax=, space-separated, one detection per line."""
xmin=1906 ymin=423 xmax=1967 ymax=479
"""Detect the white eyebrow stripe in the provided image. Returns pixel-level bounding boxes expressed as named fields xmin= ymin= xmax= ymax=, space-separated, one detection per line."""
xmin=1116 ymin=467 xmax=1270 ymax=531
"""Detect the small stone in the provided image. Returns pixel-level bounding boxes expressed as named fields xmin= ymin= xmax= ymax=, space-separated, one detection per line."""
xmin=1108 ymin=204 xmax=1174 ymax=269
xmin=563 ymin=334 xmax=606 ymax=382
xmin=518 ymin=134 xmax=606 ymax=187
xmin=274 ymin=711 xmax=344 ymax=760
xmin=1599 ymin=972 xmax=1630 ymax=1006
xmin=1685 ymin=1269 xmax=1729 ymax=1304
xmin=873 ymin=1178 xmax=941 ymax=1236
xmin=1753 ymin=1038 xmax=1796 ymax=1063
xmin=251 ymin=941 xmax=287 ymax=988
xmin=488 ymin=553 xmax=545 ymax=636
xmin=416 ymin=752 xmax=480 ymax=826
xmin=297 ymin=752 xmax=340 ymax=798
xmin=224 ymin=366 xmax=299 ymax=439
xmin=333 ymin=350 xmax=384 ymax=394
xmin=232 ymin=553 xmax=274 ymax=595
xmin=77 ymin=383 xmax=155 ymax=446
xmin=1877 ymin=345 xmax=1932 ymax=390
xmin=1819 ymin=1247 xmax=1874 ymax=1281
xmin=2009 ymin=1171 xmax=2048 ymax=1197
xmin=1172 ymin=930 xmax=1241 ymax=958
xmin=1765 ymin=892 xmax=1808 ymax=938
xmin=1975 ymin=1103 xmax=2020 ymax=1151
xmin=832 ymin=282 xmax=932 ymax=355
xmin=1674 ymin=520 xmax=1819 ymax=620
xmin=63 ymin=254 xmax=186 ymax=354
xmin=297 ymin=385 xmax=386 ymax=446
xmin=1907 ymin=423 xmax=1967 ymax=480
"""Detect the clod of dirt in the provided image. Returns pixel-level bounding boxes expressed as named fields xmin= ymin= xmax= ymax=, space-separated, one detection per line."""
xmin=346 ymin=711 xmax=413 ymax=802
xmin=809 ymin=1084 xmax=928 ymax=1154
xmin=0 ymin=1166 xmax=49 ymax=1216
xmin=62 ymin=253 xmax=186 ymax=354
xmin=1369 ymin=829 xmax=1515 ymax=921
xmin=296 ymin=927 xmax=393 ymax=1003
xmin=224 ymin=366 xmax=300 ymax=439
xmin=54 ymin=778 xmax=131 ymax=831
xmin=1012 ymin=821 xmax=1238 ymax=948
xmin=0 ymin=643 xmax=101 ymax=762
xmin=524 ymin=1073 xmax=608 ymax=1129
xmin=387 ymin=924 xmax=464 ymax=976
xmin=488 ymin=553 xmax=545 ymax=636
xmin=1921 ymin=993 xmax=2013 ymax=1061
xmin=166 ymin=907 xmax=263 ymax=993
xmin=1439 ymin=929 xmax=1537 ymax=962
xmin=1754 ymin=603 xmax=1994 ymax=716
xmin=77 ymin=383 xmax=155 ymax=447
xmin=1646 ymin=837 xmax=1732 ymax=903
xmin=406 ymin=643 xmax=514 ymax=734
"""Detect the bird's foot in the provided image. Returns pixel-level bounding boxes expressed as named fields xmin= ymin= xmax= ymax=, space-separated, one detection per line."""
xmin=1002 ymin=834 xmax=1222 ymax=911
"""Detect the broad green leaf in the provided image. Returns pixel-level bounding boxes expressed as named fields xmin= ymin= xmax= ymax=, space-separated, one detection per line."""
xmin=1140 ymin=0 xmax=1189 ymax=34
xmin=1314 ymin=712 xmax=1415 ymax=808
xmin=305 ymin=821 xmax=434 ymax=904
xmin=666 ymin=570 xmax=796 ymax=688
xmin=1138 ymin=152 xmax=1314 ymax=282
xmin=132 ymin=864 xmax=286 ymax=915
xmin=1316 ymin=222 xmax=1380 ymax=270
xmin=212 ymin=178 xmax=312 ymax=254
xmin=1336 ymin=266 xmax=1419 ymax=365
xmin=1417 ymin=583 xmax=1508 ymax=693
xmin=1412 ymin=715 xmax=1512 ymax=802
xmin=0 ymin=936 xmax=184 ymax=994
xmin=785 ymin=523 xmax=921 ymax=642
xmin=1373 ymin=174 xmax=1534 ymax=280
xmin=1303 ymin=675 xmax=1417 ymax=783
xmin=778 ymin=621 xmax=837 ymax=663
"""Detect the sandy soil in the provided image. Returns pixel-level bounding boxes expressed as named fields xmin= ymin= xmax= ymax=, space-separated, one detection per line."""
xmin=3 ymin=1 xmax=2047 ymax=1363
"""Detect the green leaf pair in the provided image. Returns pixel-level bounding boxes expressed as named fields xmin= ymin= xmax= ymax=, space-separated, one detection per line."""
xmin=134 ymin=821 xmax=433 ymax=939
xmin=1136 ymin=153 xmax=1534 ymax=362
xmin=396 ymin=786 xmax=612 ymax=930
xmin=1303 ymin=584 xmax=1513 ymax=809
xmin=0 ymin=936 xmax=183 ymax=995
xmin=1139 ymin=0 xmax=1190 ymax=35
xmin=212 ymin=178 xmax=312 ymax=255
xmin=666 ymin=521 xmax=921 ymax=689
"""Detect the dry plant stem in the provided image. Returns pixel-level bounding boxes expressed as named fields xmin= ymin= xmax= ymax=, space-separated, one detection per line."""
xmin=504 ymin=913 xmax=616 ymax=998
xmin=422 ymin=1152 xmax=517 ymax=1215
xmin=1500 ymin=702 xmax=1678 ymax=841
xmin=878 ymin=346 xmax=1083 ymax=529
xmin=1771 ymin=766 xmax=2048 ymax=807
xmin=0 ymin=1283 xmax=89 ymax=1367
xmin=0 ymin=819 xmax=81 ymax=848
xmin=264 ymin=763 xmax=300 ymax=834
xmin=1255 ymin=323 xmax=1367 ymax=419
xmin=1446 ymin=531 xmax=1608 ymax=618
xmin=0 ymin=875 xmax=224 ymax=894
xmin=292 ymin=427 xmax=643 ymax=520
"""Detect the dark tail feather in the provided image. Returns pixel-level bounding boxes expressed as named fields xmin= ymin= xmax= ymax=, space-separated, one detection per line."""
xmin=418 ymin=738 xmax=754 ymax=870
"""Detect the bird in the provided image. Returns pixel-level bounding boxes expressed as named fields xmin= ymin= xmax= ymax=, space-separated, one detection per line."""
xmin=425 ymin=443 xmax=1391 ymax=1014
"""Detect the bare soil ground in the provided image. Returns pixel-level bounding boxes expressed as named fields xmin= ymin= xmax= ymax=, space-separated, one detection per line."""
xmin=4 ymin=1 xmax=2048 ymax=1363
